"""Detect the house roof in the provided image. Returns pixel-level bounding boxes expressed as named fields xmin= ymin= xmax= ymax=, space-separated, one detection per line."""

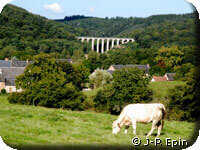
xmin=152 ymin=76 xmax=167 ymax=82
xmin=12 ymin=61 xmax=28 ymax=67
xmin=110 ymin=64 xmax=150 ymax=74
xmin=165 ymin=73 xmax=176 ymax=81
xmin=0 ymin=60 xmax=11 ymax=67
xmin=0 ymin=67 xmax=25 ymax=86
xmin=0 ymin=67 xmax=25 ymax=79
xmin=0 ymin=60 xmax=33 ymax=67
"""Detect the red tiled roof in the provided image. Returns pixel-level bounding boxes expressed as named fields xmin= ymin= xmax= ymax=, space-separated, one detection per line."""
xmin=152 ymin=76 xmax=167 ymax=82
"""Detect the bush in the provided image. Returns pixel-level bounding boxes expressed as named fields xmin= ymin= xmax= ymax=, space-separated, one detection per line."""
xmin=8 ymin=91 xmax=32 ymax=105
xmin=8 ymin=83 xmax=85 ymax=110
xmin=94 ymin=84 xmax=114 ymax=113
xmin=94 ymin=67 xmax=153 ymax=114
xmin=83 ymin=98 xmax=94 ymax=110
xmin=1 ymin=89 xmax=6 ymax=94
xmin=89 ymin=68 xmax=113 ymax=88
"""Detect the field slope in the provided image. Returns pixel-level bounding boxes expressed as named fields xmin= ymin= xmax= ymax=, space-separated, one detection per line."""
xmin=0 ymin=95 xmax=195 ymax=149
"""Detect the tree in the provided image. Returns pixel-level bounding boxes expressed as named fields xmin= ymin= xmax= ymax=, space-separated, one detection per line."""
xmin=0 ymin=4 xmax=89 ymax=60
xmin=155 ymin=46 xmax=184 ymax=69
xmin=168 ymin=66 xmax=200 ymax=121
xmin=71 ymin=49 xmax=85 ymax=63
xmin=0 ymin=45 xmax=16 ymax=59
xmin=8 ymin=53 xmax=85 ymax=110
xmin=89 ymin=69 xmax=113 ymax=88
xmin=94 ymin=67 xmax=153 ymax=114
xmin=100 ymin=49 xmax=138 ymax=69
xmin=173 ymin=63 xmax=195 ymax=81
xmin=86 ymin=51 xmax=102 ymax=72
xmin=73 ymin=63 xmax=90 ymax=89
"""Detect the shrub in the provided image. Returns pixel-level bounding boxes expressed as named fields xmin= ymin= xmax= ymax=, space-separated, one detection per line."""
xmin=89 ymin=68 xmax=113 ymax=88
xmin=83 ymin=98 xmax=94 ymax=110
xmin=94 ymin=84 xmax=114 ymax=113
xmin=1 ymin=89 xmax=6 ymax=94
xmin=8 ymin=91 xmax=32 ymax=105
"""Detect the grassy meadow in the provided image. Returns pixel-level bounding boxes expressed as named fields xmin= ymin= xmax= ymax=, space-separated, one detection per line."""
xmin=0 ymin=81 xmax=196 ymax=149
xmin=0 ymin=99 xmax=196 ymax=149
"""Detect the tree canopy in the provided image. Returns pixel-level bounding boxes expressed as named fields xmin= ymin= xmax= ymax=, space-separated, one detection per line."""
xmin=0 ymin=4 xmax=90 ymax=60
xmin=8 ymin=53 xmax=87 ymax=110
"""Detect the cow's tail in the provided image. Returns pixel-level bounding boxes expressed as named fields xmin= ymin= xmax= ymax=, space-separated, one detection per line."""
xmin=161 ymin=104 xmax=166 ymax=129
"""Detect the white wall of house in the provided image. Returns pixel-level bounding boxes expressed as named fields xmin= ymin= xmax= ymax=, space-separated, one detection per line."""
xmin=164 ymin=74 xmax=168 ymax=80
xmin=0 ymin=82 xmax=5 ymax=91
xmin=5 ymin=86 xmax=22 ymax=93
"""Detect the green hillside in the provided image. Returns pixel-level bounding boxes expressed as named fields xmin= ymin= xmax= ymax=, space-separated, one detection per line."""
xmin=0 ymin=95 xmax=195 ymax=149
xmin=0 ymin=4 xmax=89 ymax=60
xmin=61 ymin=13 xmax=195 ymax=44
xmin=0 ymin=4 xmax=196 ymax=60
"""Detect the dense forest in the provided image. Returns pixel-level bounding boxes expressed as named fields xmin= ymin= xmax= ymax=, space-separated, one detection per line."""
xmin=0 ymin=4 xmax=196 ymax=62
xmin=59 ymin=13 xmax=195 ymax=39
xmin=0 ymin=4 xmax=90 ymax=60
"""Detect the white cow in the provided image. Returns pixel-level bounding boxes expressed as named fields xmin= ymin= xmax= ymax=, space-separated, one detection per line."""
xmin=112 ymin=103 xmax=166 ymax=136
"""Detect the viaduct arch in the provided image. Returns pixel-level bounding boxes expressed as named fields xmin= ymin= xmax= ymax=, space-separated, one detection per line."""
xmin=77 ymin=37 xmax=134 ymax=53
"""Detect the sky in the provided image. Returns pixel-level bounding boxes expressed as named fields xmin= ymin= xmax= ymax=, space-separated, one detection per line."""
xmin=10 ymin=0 xmax=194 ymax=19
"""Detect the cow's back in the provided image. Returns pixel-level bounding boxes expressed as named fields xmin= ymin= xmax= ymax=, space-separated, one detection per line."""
xmin=123 ymin=103 xmax=165 ymax=123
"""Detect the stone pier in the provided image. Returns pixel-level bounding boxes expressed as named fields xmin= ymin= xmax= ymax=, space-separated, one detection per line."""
xmin=77 ymin=37 xmax=134 ymax=53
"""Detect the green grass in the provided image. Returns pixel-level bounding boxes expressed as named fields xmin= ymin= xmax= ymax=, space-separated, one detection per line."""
xmin=149 ymin=81 xmax=185 ymax=105
xmin=0 ymin=95 xmax=195 ymax=148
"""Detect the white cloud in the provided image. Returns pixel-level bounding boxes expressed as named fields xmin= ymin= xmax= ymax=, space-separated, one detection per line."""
xmin=89 ymin=7 xmax=95 ymax=13
xmin=44 ymin=3 xmax=63 ymax=14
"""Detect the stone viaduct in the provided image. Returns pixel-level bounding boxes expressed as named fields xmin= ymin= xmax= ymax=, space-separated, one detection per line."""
xmin=77 ymin=37 xmax=134 ymax=53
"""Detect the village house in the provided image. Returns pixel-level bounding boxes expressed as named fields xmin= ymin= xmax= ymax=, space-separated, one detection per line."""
xmin=107 ymin=64 xmax=150 ymax=75
xmin=0 ymin=58 xmax=33 ymax=67
xmin=0 ymin=58 xmax=32 ymax=93
xmin=0 ymin=58 xmax=73 ymax=93
xmin=151 ymin=76 xmax=167 ymax=82
xmin=151 ymin=73 xmax=176 ymax=82
xmin=0 ymin=67 xmax=25 ymax=93
xmin=164 ymin=73 xmax=176 ymax=81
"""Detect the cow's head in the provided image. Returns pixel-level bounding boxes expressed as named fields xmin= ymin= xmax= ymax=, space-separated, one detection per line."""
xmin=112 ymin=120 xmax=121 ymax=134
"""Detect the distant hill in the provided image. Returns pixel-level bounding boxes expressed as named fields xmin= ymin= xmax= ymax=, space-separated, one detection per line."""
xmin=0 ymin=4 xmax=196 ymax=60
xmin=58 ymin=13 xmax=195 ymax=37
xmin=57 ymin=13 xmax=196 ymax=49
xmin=0 ymin=4 xmax=89 ymax=60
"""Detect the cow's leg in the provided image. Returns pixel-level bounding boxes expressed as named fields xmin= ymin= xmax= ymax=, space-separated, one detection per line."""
xmin=132 ymin=120 xmax=137 ymax=135
xmin=147 ymin=120 xmax=158 ymax=137
xmin=125 ymin=125 xmax=129 ymax=134
xmin=157 ymin=121 xmax=162 ymax=137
